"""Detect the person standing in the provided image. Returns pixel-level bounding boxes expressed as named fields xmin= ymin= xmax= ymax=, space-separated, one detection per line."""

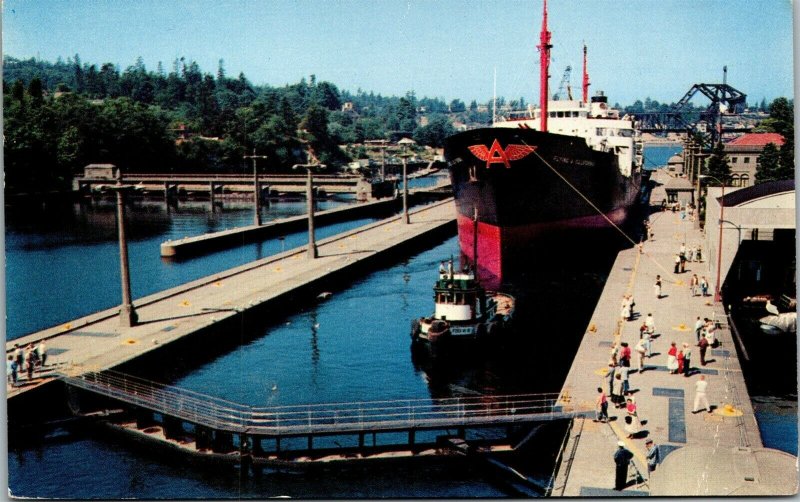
xmin=694 ymin=316 xmax=704 ymax=342
xmin=7 ymin=355 xmax=17 ymax=387
xmin=646 ymin=439 xmax=661 ymax=473
xmin=690 ymin=274 xmax=699 ymax=296
xmin=25 ymin=346 xmax=35 ymax=380
xmin=677 ymin=346 xmax=685 ymax=375
xmin=595 ymin=387 xmax=609 ymax=423
xmin=654 ymin=275 xmax=662 ymax=299
xmin=619 ymin=364 xmax=630 ymax=396
xmin=673 ymin=254 xmax=681 ymax=274
xmin=36 ymin=341 xmax=47 ymax=368
xmin=619 ymin=342 xmax=631 ymax=368
xmin=700 ymin=276 xmax=709 ymax=296
xmin=614 ymin=442 xmax=634 ymax=490
xmin=612 ymin=372 xmax=625 ymax=408
xmin=693 ymin=375 xmax=711 ymax=413
xmin=682 ymin=343 xmax=692 ymax=376
xmin=679 ymin=243 xmax=687 ymax=273
xmin=666 ymin=342 xmax=678 ymax=374
xmin=698 ymin=336 xmax=709 ymax=366
xmin=634 ymin=338 xmax=646 ymax=372
xmin=14 ymin=344 xmax=24 ymax=372
xmin=644 ymin=313 xmax=655 ymax=336
xmin=606 ymin=364 xmax=617 ymax=396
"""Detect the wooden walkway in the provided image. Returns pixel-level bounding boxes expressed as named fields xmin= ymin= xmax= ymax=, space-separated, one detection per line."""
xmin=551 ymin=170 xmax=796 ymax=496
xmin=7 ymin=199 xmax=456 ymax=399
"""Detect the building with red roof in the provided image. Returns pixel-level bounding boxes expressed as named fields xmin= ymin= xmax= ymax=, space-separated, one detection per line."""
xmin=724 ymin=133 xmax=786 ymax=187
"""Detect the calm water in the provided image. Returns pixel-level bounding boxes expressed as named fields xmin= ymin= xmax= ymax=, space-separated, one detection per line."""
xmin=6 ymin=169 xmax=794 ymax=498
xmin=8 ymin=182 xmax=574 ymax=498
xmin=642 ymin=144 xmax=682 ymax=171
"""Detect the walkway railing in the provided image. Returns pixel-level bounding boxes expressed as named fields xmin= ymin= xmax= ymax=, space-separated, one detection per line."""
xmin=60 ymin=370 xmax=575 ymax=436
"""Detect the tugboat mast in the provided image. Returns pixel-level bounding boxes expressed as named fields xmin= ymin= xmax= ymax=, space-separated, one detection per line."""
xmin=537 ymin=0 xmax=552 ymax=132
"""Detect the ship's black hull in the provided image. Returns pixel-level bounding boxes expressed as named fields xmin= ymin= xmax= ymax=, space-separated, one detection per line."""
xmin=444 ymin=127 xmax=641 ymax=289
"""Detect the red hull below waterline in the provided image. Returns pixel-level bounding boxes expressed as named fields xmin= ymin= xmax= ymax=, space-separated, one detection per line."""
xmin=457 ymin=207 xmax=629 ymax=289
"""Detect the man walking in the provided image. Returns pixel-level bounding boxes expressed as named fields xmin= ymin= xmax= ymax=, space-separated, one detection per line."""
xmin=614 ymin=441 xmax=634 ymax=490
xmin=595 ymin=387 xmax=609 ymax=423
xmin=693 ymin=375 xmax=711 ymax=413
xmin=698 ymin=336 xmax=709 ymax=366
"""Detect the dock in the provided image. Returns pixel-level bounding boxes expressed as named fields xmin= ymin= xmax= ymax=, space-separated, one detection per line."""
xmin=550 ymin=170 xmax=797 ymax=496
xmin=7 ymin=199 xmax=456 ymax=399
xmin=160 ymin=182 xmax=450 ymax=258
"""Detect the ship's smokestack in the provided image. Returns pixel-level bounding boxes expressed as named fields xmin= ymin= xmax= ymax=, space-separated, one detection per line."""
xmin=537 ymin=0 xmax=551 ymax=132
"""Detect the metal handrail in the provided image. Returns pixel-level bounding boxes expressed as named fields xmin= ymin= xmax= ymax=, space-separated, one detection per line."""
xmin=60 ymin=370 xmax=571 ymax=436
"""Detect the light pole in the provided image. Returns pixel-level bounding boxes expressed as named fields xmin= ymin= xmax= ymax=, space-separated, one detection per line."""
xmin=243 ymin=148 xmax=268 ymax=226
xmin=700 ymin=174 xmax=726 ymax=303
xmin=293 ymin=162 xmax=326 ymax=259
xmin=107 ymin=180 xmax=138 ymax=327
xmin=398 ymin=150 xmax=412 ymax=224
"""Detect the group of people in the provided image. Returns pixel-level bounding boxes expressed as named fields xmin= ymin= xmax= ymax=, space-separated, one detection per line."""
xmin=665 ymin=341 xmax=693 ymax=375
xmin=688 ymin=274 xmax=710 ymax=297
xmin=603 ymin=283 xmax=723 ymax=490
xmin=7 ymin=341 xmax=47 ymax=387
xmin=673 ymin=242 xmax=703 ymax=274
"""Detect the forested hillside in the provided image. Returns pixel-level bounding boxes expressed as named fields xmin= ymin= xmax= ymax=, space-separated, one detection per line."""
xmin=3 ymin=55 xmax=461 ymax=193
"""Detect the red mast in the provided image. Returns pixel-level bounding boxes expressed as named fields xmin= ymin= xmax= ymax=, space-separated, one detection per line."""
xmin=582 ymin=43 xmax=590 ymax=104
xmin=537 ymin=0 xmax=551 ymax=131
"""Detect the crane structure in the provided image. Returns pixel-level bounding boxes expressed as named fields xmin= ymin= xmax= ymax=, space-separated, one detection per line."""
xmin=632 ymin=68 xmax=748 ymax=150
xmin=553 ymin=65 xmax=572 ymax=101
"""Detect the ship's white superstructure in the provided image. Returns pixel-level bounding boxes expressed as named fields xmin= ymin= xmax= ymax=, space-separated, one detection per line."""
xmin=494 ymin=93 xmax=642 ymax=177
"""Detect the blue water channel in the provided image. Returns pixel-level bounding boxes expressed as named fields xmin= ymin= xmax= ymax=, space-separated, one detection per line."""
xmin=6 ymin=164 xmax=795 ymax=498
xmin=7 ymin=175 xmax=534 ymax=498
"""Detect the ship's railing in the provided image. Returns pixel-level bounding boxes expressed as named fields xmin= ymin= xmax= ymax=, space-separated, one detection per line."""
xmin=59 ymin=369 xmax=572 ymax=436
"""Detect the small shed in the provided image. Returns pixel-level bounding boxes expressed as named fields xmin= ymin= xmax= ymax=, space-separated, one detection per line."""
xmin=84 ymin=164 xmax=119 ymax=179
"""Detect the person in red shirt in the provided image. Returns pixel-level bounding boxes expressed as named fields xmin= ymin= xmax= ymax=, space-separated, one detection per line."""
xmin=619 ymin=342 xmax=631 ymax=367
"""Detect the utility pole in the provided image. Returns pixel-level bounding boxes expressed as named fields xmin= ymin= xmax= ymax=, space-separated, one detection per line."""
xmin=107 ymin=176 xmax=138 ymax=327
xmin=243 ymin=148 xmax=268 ymax=226
xmin=293 ymin=162 xmax=326 ymax=259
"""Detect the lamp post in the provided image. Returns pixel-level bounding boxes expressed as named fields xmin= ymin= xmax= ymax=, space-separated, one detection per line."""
xmin=293 ymin=162 xmax=326 ymax=259
xmin=700 ymin=175 xmax=726 ymax=303
xmin=243 ymin=148 xmax=268 ymax=226
xmin=107 ymin=180 xmax=138 ymax=327
xmin=398 ymin=150 xmax=412 ymax=224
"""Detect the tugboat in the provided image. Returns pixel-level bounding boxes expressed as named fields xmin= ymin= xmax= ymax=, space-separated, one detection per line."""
xmin=411 ymin=259 xmax=515 ymax=350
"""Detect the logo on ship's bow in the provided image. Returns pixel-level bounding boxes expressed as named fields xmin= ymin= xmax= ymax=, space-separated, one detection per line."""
xmin=468 ymin=139 xmax=537 ymax=169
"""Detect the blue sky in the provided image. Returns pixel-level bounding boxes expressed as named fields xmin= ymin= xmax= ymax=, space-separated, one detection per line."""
xmin=3 ymin=0 xmax=795 ymax=107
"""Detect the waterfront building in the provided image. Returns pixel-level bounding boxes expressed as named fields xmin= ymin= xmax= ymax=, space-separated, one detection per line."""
xmin=704 ymin=179 xmax=795 ymax=298
xmin=723 ymin=133 xmax=786 ymax=188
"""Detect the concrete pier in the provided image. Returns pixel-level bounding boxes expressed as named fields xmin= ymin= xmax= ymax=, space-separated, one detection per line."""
xmin=160 ymin=186 xmax=449 ymax=258
xmin=551 ymin=170 xmax=797 ymax=496
xmin=7 ymin=199 xmax=456 ymax=399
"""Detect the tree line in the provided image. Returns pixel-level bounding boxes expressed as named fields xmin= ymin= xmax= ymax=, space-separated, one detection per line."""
xmin=3 ymin=55 xmax=463 ymax=194
xmin=3 ymin=55 xmax=793 ymax=194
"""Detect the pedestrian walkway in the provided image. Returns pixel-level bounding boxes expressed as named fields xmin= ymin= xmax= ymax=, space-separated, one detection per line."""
xmin=551 ymin=171 xmax=796 ymax=496
xmin=6 ymin=200 xmax=456 ymax=399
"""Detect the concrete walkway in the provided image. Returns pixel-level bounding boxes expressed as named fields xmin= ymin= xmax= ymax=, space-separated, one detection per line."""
xmin=7 ymin=200 xmax=456 ymax=399
xmin=551 ymin=170 xmax=797 ymax=496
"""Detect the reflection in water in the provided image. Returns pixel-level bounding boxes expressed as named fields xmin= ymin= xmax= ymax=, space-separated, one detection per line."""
xmin=310 ymin=309 xmax=320 ymax=388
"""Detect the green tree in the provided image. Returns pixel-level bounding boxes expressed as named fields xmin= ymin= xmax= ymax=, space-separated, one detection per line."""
xmin=27 ymin=77 xmax=44 ymax=106
xmin=413 ymin=114 xmax=455 ymax=148
xmin=704 ymin=141 xmax=731 ymax=184
xmin=449 ymin=99 xmax=466 ymax=113
xmin=755 ymin=142 xmax=781 ymax=183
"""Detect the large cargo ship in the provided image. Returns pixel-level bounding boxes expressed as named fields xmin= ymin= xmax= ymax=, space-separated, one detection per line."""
xmin=444 ymin=0 xmax=643 ymax=289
